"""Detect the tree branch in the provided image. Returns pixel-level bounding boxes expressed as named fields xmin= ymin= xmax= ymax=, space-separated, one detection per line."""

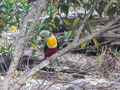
xmin=73 ymin=0 xmax=99 ymax=43
xmin=3 ymin=0 xmax=49 ymax=90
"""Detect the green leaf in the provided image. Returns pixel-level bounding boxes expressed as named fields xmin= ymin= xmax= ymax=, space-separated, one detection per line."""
xmin=92 ymin=38 xmax=99 ymax=49
xmin=59 ymin=0 xmax=64 ymax=4
xmin=49 ymin=23 xmax=56 ymax=29
xmin=54 ymin=17 xmax=60 ymax=26
xmin=46 ymin=5 xmax=55 ymax=16
xmin=32 ymin=49 xmax=37 ymax=55
xmin=43 ymin=17 xmax=53 ymax=24
xmin=72 ymin=17 xmax=80 ymax=27
xmin=20 ymin=1 xmax=28 ymax=9
xmin=67 ymin=31 xmax=72 ymax=38
xmin=12 ymin=70 xmax=18 ymax=78
xmin=0 ymin=39 xmax=4 ymax=44
xmin=95 ymin=1 xmax=107 ymax=17
xmin=81 ymin=42 xmax=87 ymax=48
xmin=35 ymin=24 xmax=45 ymax=32
xmin=60 ymin=4 xmax=69 ymax=15
xmin=63 ymin=19 xmax=71 ymax=26
xmin=107 ymin=5 xmax=117 ymax=17
xmin=64 ymin=31 xmax=73 ymax=41
xmin=53 ymin=0 xmax=58 ymax=8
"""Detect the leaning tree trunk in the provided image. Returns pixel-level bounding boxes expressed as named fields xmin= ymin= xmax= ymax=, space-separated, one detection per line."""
xmin=2 ymin=0 xmax=49 ymax=90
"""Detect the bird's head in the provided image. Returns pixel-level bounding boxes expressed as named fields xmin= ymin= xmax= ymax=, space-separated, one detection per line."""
xmin=40 ymin=30 xmax=57 ymax=48
xmin=40 ymin=30 xmax=50 ymax=38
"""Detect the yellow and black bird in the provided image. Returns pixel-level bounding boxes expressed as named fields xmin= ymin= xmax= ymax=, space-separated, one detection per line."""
xmin=40 ymin=30 xmax=58 ymax=57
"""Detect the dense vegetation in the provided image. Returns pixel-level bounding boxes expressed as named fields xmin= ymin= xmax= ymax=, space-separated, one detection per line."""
xmin=0 ymin=0 xmax=120 ymax=90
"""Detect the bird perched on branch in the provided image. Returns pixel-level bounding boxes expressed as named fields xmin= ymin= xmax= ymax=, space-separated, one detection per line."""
xmin=40 ymin=30 xmax=58 ymax=58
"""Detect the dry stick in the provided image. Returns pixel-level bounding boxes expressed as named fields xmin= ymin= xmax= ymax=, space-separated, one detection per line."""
xmin=11 ymin=15 xmax=120 ymax=90
xmin=3 ymin=0 xmax=48 ymax=90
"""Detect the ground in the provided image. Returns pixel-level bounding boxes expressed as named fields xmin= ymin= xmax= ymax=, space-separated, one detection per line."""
xmin=3 ymin=53 xmax=119 ymax=90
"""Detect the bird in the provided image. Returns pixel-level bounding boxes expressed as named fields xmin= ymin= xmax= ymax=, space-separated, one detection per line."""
xmin=17 ymin=30 xmax=58 ymax=71
xmin=40 ymin=30 xmax=58 ymax=58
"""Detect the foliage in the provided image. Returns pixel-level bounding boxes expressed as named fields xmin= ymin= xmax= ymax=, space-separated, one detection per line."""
xmin=0 ymin=0 xmax=31 ymax=53
xmin=0 ymin=0 xmax=120 ymax=53
xmin=0 ymin=0 xmax=31 ymax=31
xmin=41 ymin=0 xmax=120 ymax=49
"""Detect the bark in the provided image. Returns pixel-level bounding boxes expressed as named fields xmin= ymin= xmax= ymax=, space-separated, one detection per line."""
xmin=2 ymin=0 xmax=49 ymax=90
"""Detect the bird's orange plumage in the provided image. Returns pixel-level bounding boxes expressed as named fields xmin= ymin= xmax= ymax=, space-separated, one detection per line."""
xmin=44 ymin=32 xmax=58 ymax=57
